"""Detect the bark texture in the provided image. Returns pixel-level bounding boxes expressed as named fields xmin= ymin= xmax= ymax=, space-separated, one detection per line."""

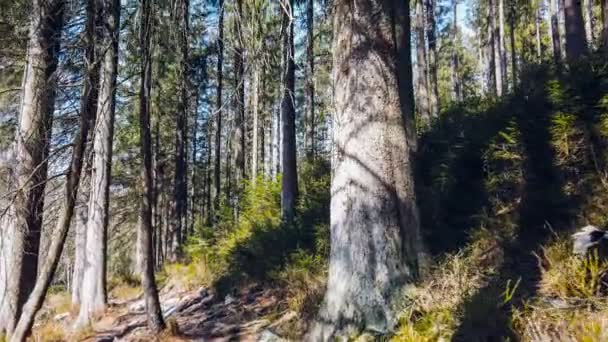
xmin=550 ymin=0 xmax=563 ymax=65
xmin=77 ymin=0 xmax=120 ymax=326
xmin=425 ymin=0 xmax=439 ymax=117
xmin=564 ymin=0 xmax=588 ymax=60
xmin=415 ymin=0 xmax=430 ymax=124
xmin=602 ymin=0 xmax=608 ymax=49
xmin=0 ymin=0 xmax=64 ymax=335
xmin=583 ymin=0 xmax=594 ymax=46
xmin=213 ymin=0 xmax=224 ymax=222
xmin=305 ymin=0 xmax=316 ymax=158
xmin=138 ymin=0 xmax=165 ymax=332
xmin=309 ymin=0 xmax=420 ymax=338
xmin=280 ymin=0 xmax=298 ymax=222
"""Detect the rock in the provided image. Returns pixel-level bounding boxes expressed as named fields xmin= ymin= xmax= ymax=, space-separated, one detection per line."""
xmin=258 ymin=329 xmax=286 ymax=342
xmin=572 ymin=225 xmax=608 ymax=256
xmin=224 ymin=294 xmax=235 ymax=305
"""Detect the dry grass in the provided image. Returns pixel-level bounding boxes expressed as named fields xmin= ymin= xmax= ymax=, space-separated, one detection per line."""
xmin=109 ymin=283 xmax=141 ymax=301
xmin=31 ymin=321 xmax=67 ymax=342
xmin=392 ymin=230 xmax=504 ymax=341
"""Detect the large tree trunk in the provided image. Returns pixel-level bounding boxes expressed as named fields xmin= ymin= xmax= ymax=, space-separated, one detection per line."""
xmin=138 ymin=0 xmax=165 ymax=332
xmin=280 ymin=0 xmax=298 ymax=222
xmin=8 ymin=1 xmax=104 ymax=337
xmin=535 ymin=6 xmax=543 ymax=60
xmin=509 ymin=9 xmax=518 ymax=88
xmin=213 ymin=0 xmax=224 ymax=222
xmin=0 ymin=0 xmax=65 ymax=335
xmin=550 ymin=0 xmax=563 ymax=65
xmin=76 ymin=0 xmax=120 ymax=326
xmin=169 ymin=0 xmax=189 ymax=261
xmin=305 ymin=0 xmax=316 ymax=158
xmin=415 ymin=0 xmax=430 ymax=124
xmin=251 ymin=67 xmax=260 ymax=182
xmin=309 ymin=0 xmax=420 ymax=338
xmin=583 ymin=0 xmax=594 ymax=46
xmin=487 ymin=0 xmax=497 ymax=96
xmin=564 ymin=0 xmax=588 ymax=61
xmin=425 ymin=0 xmax=439 ymax=117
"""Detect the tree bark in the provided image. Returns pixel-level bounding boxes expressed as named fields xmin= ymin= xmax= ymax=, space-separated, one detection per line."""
xmin=305 ymin=0 xmax=315 ymax=158
xmin=583 ymin=0 xmax=594 ymax=46
xmin=251 ymin=66 xmax=260 ymax=182
xmin=564 ymin=0 xmax=588 ymax=61
xmin=425 ymin=0 xmax=439 ymax=117
xmin=76 ymin=0 xmax=120 ymax=326
xmin=309 ymin=0 xmax=420 ymax=338
xmin=280 ymin=0 xmax=298 ymax=222
xmin=138 ymin=0 xmax=165 ymax=332
xmin=415 ymin=0 xmax=430 ymax=124
xmin=487 ymin=0 xmax=497 ymax=96
xmin=213 ymin=0 xmax=224 ymax=222
xmin=550 ymin=0 xmax=563 ymax=65
xmin=233 ymin=0 xmax=245 ymax=219
xmin=536 ymin=6 xmax=543 ymax=60
xmin=452 ymin=1 xmax=462 ymax=101
xmin=493 ymin=0 xmax=503 ymax=95
xmin=601 ymin=0 xmax=608 ymax=49
xmin=509 ymin=7 xmax=518 ymax=87
xmin=498 ymin=0 xmax=507 ymax=90
xmin=169 ymin=0 xmax=189 ymax=261
xmin=0 ymin=0 xmax=64 ymax=335
xmin=8 ymin=0 xmax=102 ymax=337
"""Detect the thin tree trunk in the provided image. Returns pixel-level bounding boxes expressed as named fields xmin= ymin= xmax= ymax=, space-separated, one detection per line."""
xmin=415 ymin=0 xmax=430 ymax=124
xmin=509 ymin=10 xmax=518 ymax=87
xmin=138 ymin=0 xmax=165 ymax=332
xmin=305 ymin=0 xmax=315 ymax=158
xmin=550 ymin=0 xmax=563 ymax=65
xmin=452 ymin=1 xmax=462 ymax=101
xmin=213 ymin=0 xmax=224 ymax=221
xmin=564 ymin=0 xmax=588 ymax=61
xmin=71 ymin=0 xmax=99 ymax=306
xmin=493 ymin=0 xmax=503 ymax=95
xmin=280 ymin=0 xmax=298 ymax=222
xmin=0 ymin=0 xmax=65 ymax=335
xmin=425 ymin=0 xmax=439 ymax=116
xmin=233 ymin=0 xmax=245 ymax=219
xmin=488 ymin=0 xmax=497 ymax=96
xmin=536 ymin=7 xmax=543 ymax=60
xmin=601 ymin=0 xmax=608 ymax=49
xmin=583 ymin=0 xmax=594 ymax=46
xmin=251 ymin=67 xmax=260 ymax=182
xmin=498 ymin=0 xmax=507 ymax=90
xmin=77 ymin=0 xmax=120 ymax=326
xmin=309 ymin=0 xmax=420 ymax=338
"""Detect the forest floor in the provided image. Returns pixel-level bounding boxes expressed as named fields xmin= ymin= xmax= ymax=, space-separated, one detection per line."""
xmin=36 ymin=281 xmax=299 ymax=342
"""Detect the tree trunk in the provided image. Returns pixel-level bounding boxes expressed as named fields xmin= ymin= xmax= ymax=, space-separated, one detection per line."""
xmin=536 ymin=7 xmax=543 ymax=60
xmin=498 ymin=0 xmax=507 ymax=90
xmin=233 ymin=0 xmax=245 ymax=219
xmin=8 ymin=1 xmax=104 ymax=337
xmin=309 ymin=0 xmax=420 ymax=338
xmin=452 ymin=1 xmax=462 ymax=101
xmin=213 ymin=0 xmax=224 ymax=222
xmin=583 ymin=0 xmax=594 ymax=46
xmin=487 ymin=0 xmax=497 ymax=96
xmin=169 ymin=0 xmax=189 ymax=261
xmin=550 ymin=0 xmax=563 ymax=65
xmin=71 ymin=0 xmax=99 ymax=307
xmin=509 ymin=10 xmax=518 ymax=87
xmin=564 ymin=0 xmax=588 ymax=61
xmin=305 ymin=0 xmax=315 ymax=158
xmin=425 ymin=0 xmax=439 ymax=117
xmin=280 ymin=0 xmax=298 ymax=222
xmin=0 ymin=0 xmax=65 ymax=335
xmin=251 ymin=66 xmax=260 ymax=182
xmin=76 ymin=0 xmax=120 ymax=326
xmin=601 ymin=0 xmax=608 ymax=49
xmin=492 ymin=0 xmax=503 ymax=95
xmin=138 ymin=0 xmax=165 ymax=332
xmin=415 ymin=0 xmax=430 ymax=124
